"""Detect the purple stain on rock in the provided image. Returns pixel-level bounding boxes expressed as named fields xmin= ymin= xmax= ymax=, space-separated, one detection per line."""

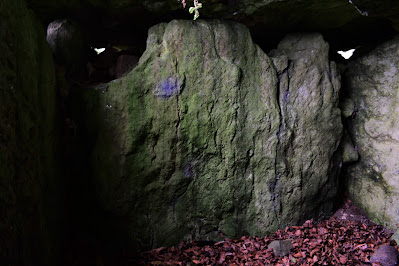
xmin=161 ymin=79 xmax=176 ymax=97
xmin=284 ymin=90 xmax=290 ymax=102
xmin=155 ymin=77 xmax=183 ymax=98
xmin=184 ymin=162 xmax=194 ymax=180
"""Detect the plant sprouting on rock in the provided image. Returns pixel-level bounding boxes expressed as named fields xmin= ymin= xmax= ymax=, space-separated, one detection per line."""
xmin=178 ymin=0 xmax=203 ymax=20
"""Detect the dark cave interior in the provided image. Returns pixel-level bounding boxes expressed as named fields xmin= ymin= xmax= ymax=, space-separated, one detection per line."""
xmin=3 ymin=1 xmax=399 ymax=264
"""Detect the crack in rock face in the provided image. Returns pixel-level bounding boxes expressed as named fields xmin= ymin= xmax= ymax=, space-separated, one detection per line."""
xmin=344 ymin=35 xmax=399 ymax=232
xmin=72 ymin=20 xmax=342 ymax=251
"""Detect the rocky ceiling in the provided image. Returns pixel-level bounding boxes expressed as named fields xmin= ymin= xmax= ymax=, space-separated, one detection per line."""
xmin=27 ymin=0 xmax=399 ymax=59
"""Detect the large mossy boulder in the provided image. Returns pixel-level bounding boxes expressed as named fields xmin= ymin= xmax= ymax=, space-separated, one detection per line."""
xmin=344 ymin=35 xmax=399 ymax=232
xmin=72 ymin=20 xmax=342 ymax=250
xmin=0 ymin=0 xmax=64 ymax=264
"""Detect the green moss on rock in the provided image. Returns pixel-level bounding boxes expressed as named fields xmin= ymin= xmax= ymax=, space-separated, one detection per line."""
xmin=72 ymin=20 xmax=342 ymax=251
xmin=344 ymin=35 xmax=399 ymax=230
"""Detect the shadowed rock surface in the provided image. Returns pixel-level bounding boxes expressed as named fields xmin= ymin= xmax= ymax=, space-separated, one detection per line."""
xmin=269 ymin=33 xmax=342 ymax=226
xmin=70 ymin=20 xmax=342 ymax=250
xmin=0 ymin=0 xmax=65 ymax=264
xmin=344 ymin=35 xmax=399 ymax=239
xmin=1 ymin=0 xmax=399 ymax=264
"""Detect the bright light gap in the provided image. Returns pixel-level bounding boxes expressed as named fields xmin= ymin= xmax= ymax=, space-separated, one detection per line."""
xmin=93 ymin=47 xmax=106 ymax=55
xmin=337 ymin=49 xmax=356 ymax=60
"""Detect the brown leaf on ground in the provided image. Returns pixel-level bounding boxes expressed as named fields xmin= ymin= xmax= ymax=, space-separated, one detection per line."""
xmin=134 ymin=198 xmax=398 ymax=265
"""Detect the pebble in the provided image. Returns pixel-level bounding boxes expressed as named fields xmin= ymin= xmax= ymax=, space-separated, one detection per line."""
xmin=370 ymin=245 xmax=399 ymax=266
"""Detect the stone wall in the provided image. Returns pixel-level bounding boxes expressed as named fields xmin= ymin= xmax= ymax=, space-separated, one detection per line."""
xmin=70 ymin=20 xmax=342 ymax=251
xmin=344 ymin=35 xmax=399 ymax=239
xmin=0 ymin=0 xmax=65 ymax=264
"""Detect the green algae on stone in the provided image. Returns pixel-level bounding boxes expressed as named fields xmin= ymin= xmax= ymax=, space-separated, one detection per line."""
xmin=344 ymin=35 xmax=399 ymax=231
xmin=392 ymin=229 xmax=399 ymax=246
xmin=72 ymin=20 xmax=342 ymax=251
xmin=269 ymin=32 xmax=342 ymax=228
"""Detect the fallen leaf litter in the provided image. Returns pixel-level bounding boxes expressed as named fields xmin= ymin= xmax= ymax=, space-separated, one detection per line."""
xmin=135 ymin=199 xmax=398 ymax=265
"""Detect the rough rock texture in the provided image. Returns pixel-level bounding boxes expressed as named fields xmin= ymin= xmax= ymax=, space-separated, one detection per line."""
xmin=344 ymin=35 xmax=399 ymax=234
xmin=0 ymin=0 xmax=64 ymax=264
xmin=71 ymin=20 xmax=342 ymax=251
xmin=370 ymin=245 xmax=399 ymax=266
xmin=269 ymin=33 xmax=342 ymax=225
xmin=340 ymin=130 xmax=359 ymax=164
xmin=46 ymin=19 xmax=86 ymax=66
xmin=267 ymin=239 xmax=293 ymax=257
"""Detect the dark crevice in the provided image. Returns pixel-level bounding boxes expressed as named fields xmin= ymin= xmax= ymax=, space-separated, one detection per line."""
xmin=272 ymin=69 xmax=284 ymax=222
